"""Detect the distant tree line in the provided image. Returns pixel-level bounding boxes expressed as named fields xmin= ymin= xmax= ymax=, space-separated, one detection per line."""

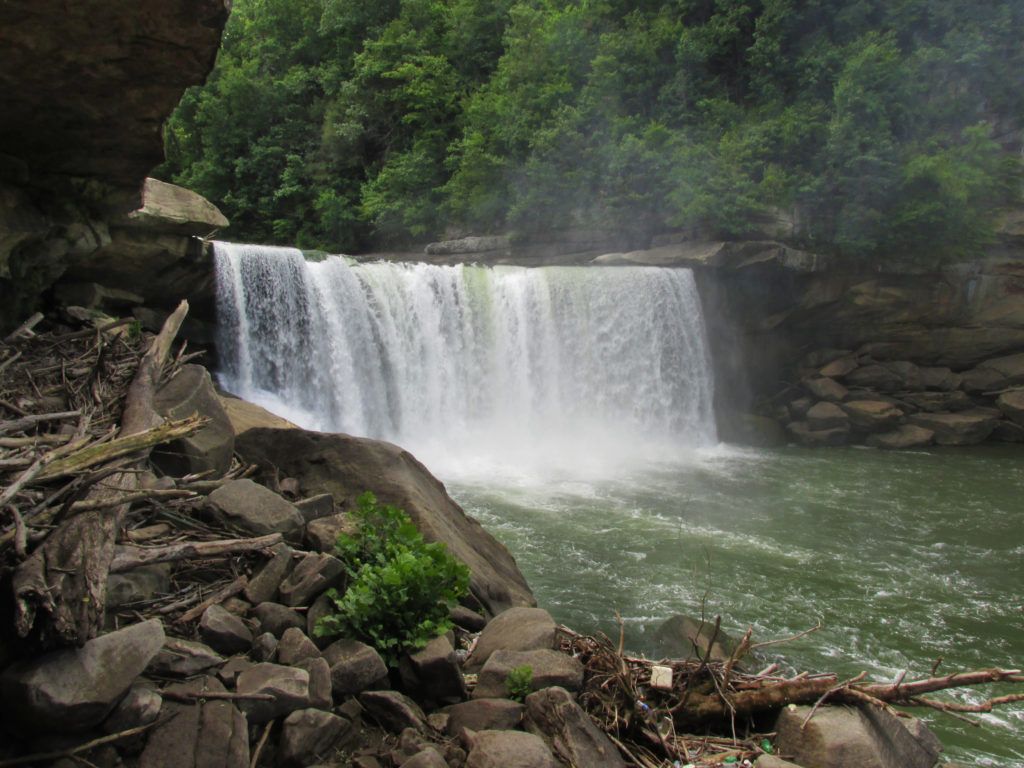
xmin=160 ymin=0 xmax=1024 ymax=260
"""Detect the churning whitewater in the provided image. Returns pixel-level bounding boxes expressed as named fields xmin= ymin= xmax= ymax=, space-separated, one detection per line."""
xmin=213 ymin=241 xmax=717 ymax=478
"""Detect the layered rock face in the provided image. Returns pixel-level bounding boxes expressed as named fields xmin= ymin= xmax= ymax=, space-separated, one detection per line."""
xmin=0 ymin=0 xmax=229 ymax=331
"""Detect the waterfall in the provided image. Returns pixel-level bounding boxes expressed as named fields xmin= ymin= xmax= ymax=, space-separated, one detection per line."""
xmin=213 ymin=241 xmax=717 ymax=479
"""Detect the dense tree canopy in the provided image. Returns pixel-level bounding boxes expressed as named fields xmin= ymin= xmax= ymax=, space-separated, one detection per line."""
xmin=161 ymin=0 xmax=1023 ymax=260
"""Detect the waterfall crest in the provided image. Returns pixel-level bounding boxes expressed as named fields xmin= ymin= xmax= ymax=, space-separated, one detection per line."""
xmin=214 ymin=241 xmax=717 ymax=478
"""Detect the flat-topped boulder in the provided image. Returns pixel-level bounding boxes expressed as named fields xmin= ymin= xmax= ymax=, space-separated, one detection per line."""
xmin=206 ymin=479 xmax=304 ymax=542
xmin=465 ymin=607 xmax=556 ymax=671
xmin=997 ymin=389 xmax=1024 ymax=425
xmin=960 ymin=352 xmax=1024 ymax=393
xmin=866 ymin=424 xmax=934 ymax=450
xmin=841 ymin=400 xmax=903 ymax=432
xmin=786 ymin=420 xmax=849 ymax=447
xmin=909 ymin=410 xmax=998 ymax=445
xmin=114 ymin=178 xmax=228 ymax=235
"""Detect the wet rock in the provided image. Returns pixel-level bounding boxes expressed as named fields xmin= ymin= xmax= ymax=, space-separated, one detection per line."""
xmin=152 ymin=364 xmax=234 ymax=478
xmin=866 ymin=424 xmax=934 ymax=450
xmin=524 ymin=686 xmax=625 ymax=768
xmin=992 ymin=419 xmax=1024 ymax=442
xmin=278 ymin=553 xmax=345 ymax=607
xmin=788 ymin=397 xmax=813 ymax=419
xmin=323 ymin=639 xmax=388 ymax=697
xmin=253 ymin=601 xmax=305 ymax=638
xmin=465 ymin=607 xmax=555 ymax=671
xmin=775 ymin=704 xmax=942 ymax=768
xmin=819 ymin=356 xmax=857 ymax=379
xmin=473 ymin=649 xmax=583 ymax=699
xmin=996 ymin=390 xmax=1024 ymax=425
xmin=280 ymin=708 xmax=351 ymax=767
xmin=909 ymin=410 xmax=997 ymax=445
xmin=919 ymin=366 xmax=959 ymax=391
xmin=106 ymin=564 xmax=172 ymax=608
xmin=244 ymin=544 xmax=295 ymax=604
xmin=806 ymin=402 xmax=848 ymax=431
xmin=960 ymin=352 xmax=1024 ymax=393
xmin=804 ymin=377 xmax=848 ymax=402
xmin=251 ymin=632 xmax=278 ymax=662
xmin=236 ymin=663 xmax=311 ymax=723
xmin=649 ymin=614 xmax=738 ymax=661
xmin=199 ymin=605 xmax=253 ymax=656
xmin=847 ymin=362 xmax=919 ymax=392
xmin=840 ymin=400 xmax=903 ymax=432
xmin=451 ymin=605 xmax=487 ymax=632
xmin=295 ymin=493 xmax=336 ymax=523
xmin=295 ymin=656 xmax=332 ymax=710
xmin=306 ymin=512 xmax=357 ymax=553
xmin=278 ymin=627 xmax=321 ymax=666
xmin=139 ymin=676 xmax=248 ymax=768
xmin=102 ymin=684 xmax=162 ymax=733
xmin=359 ymin=690 xmax=427 ymax=733
xmin=464 ymin=730 xmax=557 ymax=768
xmin=786 ymin=421 xmax=849 ymax=447
xmin=0 ymin=618 xmax=164 ymax=732
xmin=401 ymin=635 xmax=466 ymax=702
xmin=898 ymin=391 xmax=973 ymax=413
xmin=206 ymin=479 xmax=304 ymax=543
xmin=148 ymin=638 xmax=224 ymax=677
xmin=445 ymin=698 xmax=524 ymax=737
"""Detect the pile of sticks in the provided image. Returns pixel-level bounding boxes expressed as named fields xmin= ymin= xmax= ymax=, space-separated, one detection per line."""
xmin=558 ymin=619 xmax=1024 ymax=767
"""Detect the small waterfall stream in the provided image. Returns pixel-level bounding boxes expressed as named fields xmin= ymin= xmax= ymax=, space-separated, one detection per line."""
xmin=213 ymin=241 xmax=717 ymax=478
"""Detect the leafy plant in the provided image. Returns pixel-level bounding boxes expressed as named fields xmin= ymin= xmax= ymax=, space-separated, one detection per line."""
xmin=505 ymin=664 xmax=533 ymax=702
xmin=314 ymin=492 xmax=470 ymax=665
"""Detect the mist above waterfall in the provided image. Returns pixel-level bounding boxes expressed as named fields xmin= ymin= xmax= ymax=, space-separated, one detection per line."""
xmin=214 ymin=241 xmax=717 ymax=481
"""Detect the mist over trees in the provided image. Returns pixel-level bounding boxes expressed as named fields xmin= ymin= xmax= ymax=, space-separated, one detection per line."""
xmin=160 ymin=0 xmax=1024 ymax=260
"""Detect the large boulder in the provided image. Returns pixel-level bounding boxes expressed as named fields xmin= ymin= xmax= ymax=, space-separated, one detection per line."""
xmin=233 ymin=423 xmax=535 ymax=615
xmin=322 ymin=638 xmax=389 ymax=697
xmin=400 ymin=635 xmax=466 ymax=703
xmin=278 ymin=552 xmax=345 ymax=607
xmin=866 ymin=424 xmax=934 ymax=450
xmin=524 ymin=687 xmax=625 ymax=768
xmin=115 ymin=178 xmax=228 ymax=235
xmin=464 ymin=730 xmax=557 ymax=768
xmin=445 ymin=699 xmax=525 ymax=736
xmin=898 ymin=390 xmax=973 ymax=413
xmin=466 ymin=607 xmax=556 ymax=671
xmin=206 ymin=479 xmax=304 ymax=542
xmin=279 ymin=709 xmax=351 ymax=768
xmin=648 ymin=614 xmax=738 ymax=662
xmin=786 ymin=421 xmax=849 ymax=447
xmin=804 ymin=377 xmax=848 ymax=402
xmin=806 ymin=402 xmax=848 ymax=431
xmin=840 ymin=400 xmax=903 ymax=432
xmin=960 ymin=352 xmax=1024 ymax=393
xmin=235 ymin=663 xmax=311 ymax=723
xmin=473 ymin=649 xmax=584 ymax=699
xmin=996 ymin=389 xmax=1024 ymax=425
xmin=909 ymin=410 xmax=998 ymax=445
xmin=153 ymin=364 xmax=234 ymax=478
xmin=0 ymin=618 xmax=164 ymax=733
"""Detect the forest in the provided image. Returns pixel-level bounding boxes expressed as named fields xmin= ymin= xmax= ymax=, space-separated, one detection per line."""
xmin=160 ymin=0 xmax=1024 ymax=259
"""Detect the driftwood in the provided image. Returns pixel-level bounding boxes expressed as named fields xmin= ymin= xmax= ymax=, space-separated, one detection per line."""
xmin=110 ymin=534 xmax=282 ymax=572
xmin=11 ymin=301 xmax=189 ymax=645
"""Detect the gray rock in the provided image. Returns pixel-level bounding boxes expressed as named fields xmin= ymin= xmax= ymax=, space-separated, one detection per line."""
xmin=306 ymin=512 xmax=358 ymax=553
xmin=960 ymin=352 xmax=1024 ymax=393
xmin=323 ymin=639 xmax=388 ymax=697
xmin=788 ymin=397 xmax=813 ymax=418
xmin=786 ymin=420 xmax=849 ymax=447
xmin=278 ymin=627 xmax=321 ymax=666
xmin=307 ymin=592 xmax=335 ymax=649
xmin=992 ymin=419 xmax=1024 ymax=442
xmin=524 ymin=686 xmax=625 ymax=768
xmin=754 ymin=757 xmax=803 ymax=768
xmin=206 ymin=479 xmax=304 ymax=542
xmin=819 ymin=356 xmax=858 ymax=379
xmin=221 ymin=597 xmax=251 ymax=616
xmin=648 ymin=614 xmax=738 ymax=662
xmin=152 ymin=364 xmax=235 ymax=478
xmin=464 ymin=730 xmax=557 ymax=768
xmin=253 ymin=601 xmax=305 ymax=638
xmin=251 ymin=632 xmax=278 ymax=662
xmin=118 ymin=178 xmax=229 ymax=235
xmin=295 ymin=493 xmax=336 ymax=523
xmin=278 ymin=553 xmax=345 ymax=607
xmin=402 ymin=748 xmax=448 ymax=768
xmin=846 ymin=362 xmax=918 ymax=392
xmin=840 ymin=400 xmax=904 ymax=432
xmin=997 ymin=389 xmax=1024 ymax=425
xmin=359 ymin=690 xmax=427 ymax=733
xmin=217 ymin=657 xmax=254 ymax=686
xmin=139 ymin=676 xmax=248 ymax=768
xmin=295 ymin=656 xmax=332 ymax=710
xmin=866 ymin=424 xmax=934 ymax=450
xmin=102 ymin=684 xmax=162 ymax=733
xmin=401 ymin=635 xmax=466 ymax=702
xmin=0 ymin=619 xmax=164 ymax=732
xmin=898 ymin=390 xmax=973 ymax=413
xmin=775 ymin=704 xmax=942 ymax=768
xmin=465 ymin=607 xmax=555 ymax=671
xmin=804 ymin=377 xmax=848 ymax=402
xmin=199 ymin=605 xmax=253 ymax=656
xmin=909 ymin=410 xmax=997 ymax=445
xmin=244 ymin=544 xmax=295 ymax=604
xmin=919 ymin=366 xmax=958 ymax=391
xmin=806 ymin=402 xmax=848 ymax=431
xmin=445 ymin=699 xmax=524 ymax=736
xmin=451 ymin=605 xmax=487 ymax=632
xmin=106 ymin=564 xmax=171 ymax=608
xmin=147 ymin=637 xmax=224 ymax=677
xmin=236 ymin=663 xmax=311 ymax=723
xmin=473 ymin=649 xmax=583 ymax=699
xmin=279 ymin=708 xmax=351 ymax=767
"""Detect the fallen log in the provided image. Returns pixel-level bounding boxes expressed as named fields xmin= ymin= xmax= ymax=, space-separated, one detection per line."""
xmin=110 ymin=534 xmax=283 ymax=572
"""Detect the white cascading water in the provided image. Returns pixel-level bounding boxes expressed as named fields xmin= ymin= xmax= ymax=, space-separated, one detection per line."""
xmin=214 ymin=241 xmax=717 ymax=480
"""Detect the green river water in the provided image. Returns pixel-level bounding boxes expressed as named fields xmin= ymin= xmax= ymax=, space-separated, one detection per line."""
xmin=447 ymin=443 xmax=1024 ymax=767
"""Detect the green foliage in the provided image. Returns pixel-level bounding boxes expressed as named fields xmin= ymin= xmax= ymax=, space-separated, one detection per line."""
xmin=505 ymin=664 xmax=533 ymax=702
xmin=314 ymin=492 xmax=470 ymax=665
xmin=163 ymin=0 xmax=1024 ymax=262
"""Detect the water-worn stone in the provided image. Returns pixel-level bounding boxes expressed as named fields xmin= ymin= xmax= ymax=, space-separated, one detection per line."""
xmin=148 ymin=637 xmax=224 ymax=677
xmin=106 ymin=564 xmax=171 ymax=608
xmin=199 ymin=605 xmax=253 ymax=655
xmin=280 ymin=708 xmax=351 ymax=767
xmin=866 ymin=424 xmax=934 ymax=450
xmin=804 ymin=377 xmax=848 ymax=402
xmin=236 ymin=663 xmax=311 ymax=723
xmin=253 ymin=601 xmax=305 ymax=638
xmin=153 ymin=364 xmax=234 ymax=478
xmin=465 ymin=607 xmax=555 ymax=670
xmin=473 ymin=649 xmax=584 ymax=699
xmin=359 ymin=690 xmax=427 ymax=733
xmin=909 ymin=410 xmax=997 ymax=445
xmin=840 ymin=400 xmax=903 ymax=432
xmin=306 ymin=512 xmax=357 ymax=553
xmin=960 ymin=352 xmax=1024 ymax=393
xmin=898 ymin=391 xmax=973 ymax=413
xmin=919 ymin=366 xmax=958 ymax=391
xmin=206 ymin=479 xmax=304 ymax=542
xmin=0 ymin=619 xmax=164 ymax=732
xmin=102 ymin=684 xmax=162 ymax=733
xmin=445 ymin=698 xmax=524 ymax=736
xmin=788 ymin=397 xmax=813 ymax=418
xmin=464 ymin=730 xmax=557 ymax=768
xmin=846 ymin=362 xmax=919 ymax=392
xmin=774 ymin=704 xmax=942 ymax=768
xmin=524 ymin=686 xmax=626 ymax=768
xmin=451 ymin=605 xmax=487 ymax=632
xmin=139 ymin=677 xmax=248 ymax=768
xmin=402 ymin=748 xmax=448 ymax=768
xmin=992 ymin=419 xmax=1024 ymax=442
xmin=323 ymin=639 xmax=388 ymax=697
xmin=278 ymin=627 xmax=321 ymax=666
xmin=295 ymin=656 xmax=332 ymax=710
xmin=806 ymin=402 xmax=848 ymax=431
xmin=786 ymin=420 xmax=848 ymax=447
xmin=244 ymin=544 xmax=295 ymax=604
xmin=295 ymin=493 xmax=336 ymax=523
xmin=251 ymin=632 xmax=278 ymax=662
xmin=401 ymin=635 xmax=466 ymax=702
xmin=649 ymin=614 xmax=738 ymax=662
xmin=279 ymin=553 xmax=345 ymax=607
xmin=996 ymin=389 xmax=1024 ymax=425
xmin=819 ymin=356 xmax=858 ymax=379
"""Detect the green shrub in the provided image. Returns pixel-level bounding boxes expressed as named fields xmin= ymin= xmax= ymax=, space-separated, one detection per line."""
xmin=505 ymin=665 xmax=533 ymax=702
xmin=314 ymin=492 xmax=470 ymax=665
